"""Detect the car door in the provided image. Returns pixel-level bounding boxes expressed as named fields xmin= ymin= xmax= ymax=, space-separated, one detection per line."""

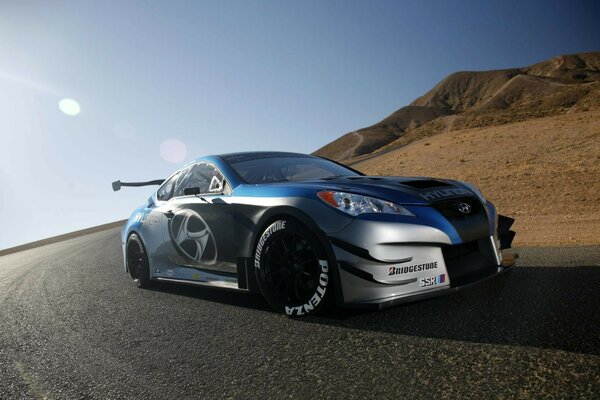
xmin=161 ymin=162 xmax=237 ymax=275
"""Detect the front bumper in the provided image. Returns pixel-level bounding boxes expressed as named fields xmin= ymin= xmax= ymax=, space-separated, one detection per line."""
xmin=329 ymin=213 xmax=517 ymax=309
xmin=342 ymin=253 xmax=517 ymax=310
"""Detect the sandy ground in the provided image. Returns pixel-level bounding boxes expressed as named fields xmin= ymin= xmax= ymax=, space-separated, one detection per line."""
xmin=353 ymin=110 xmax=600 ymax=246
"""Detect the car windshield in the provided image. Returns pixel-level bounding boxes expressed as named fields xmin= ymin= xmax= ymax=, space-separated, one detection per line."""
xmin=224 ymin=154 xmax=361 ymax=184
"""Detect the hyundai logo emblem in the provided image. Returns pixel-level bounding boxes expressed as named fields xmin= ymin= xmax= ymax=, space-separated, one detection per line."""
xmin=457 ymin=202 xmax=472 ymax=214
xmin=169 ymin=209 xmax=217 ymax=265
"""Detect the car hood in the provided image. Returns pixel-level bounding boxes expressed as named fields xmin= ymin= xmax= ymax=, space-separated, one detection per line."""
xmin=277 ymin=176 xmax=479 ymax=205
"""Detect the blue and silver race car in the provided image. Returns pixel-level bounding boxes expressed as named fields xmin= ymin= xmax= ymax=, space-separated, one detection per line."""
xmin=113 ymin=151 xmax=516 ymax=316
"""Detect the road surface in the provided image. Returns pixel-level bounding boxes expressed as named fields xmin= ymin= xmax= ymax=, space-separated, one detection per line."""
xmin=0 ymin=228 xmax=598 ymax=399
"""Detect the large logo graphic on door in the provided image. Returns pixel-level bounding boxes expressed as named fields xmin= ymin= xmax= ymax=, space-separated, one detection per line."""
xmin=169 ymin=209 xmax=217 ymax=265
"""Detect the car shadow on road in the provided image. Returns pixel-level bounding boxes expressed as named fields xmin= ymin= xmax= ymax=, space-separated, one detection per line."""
xmin=147 ymin=281 xmax=275 ymax=313
xmin=144 ymin=264 xmax=599 ymax=355
xmin=308 ymin=265 xmax=600 ymax=356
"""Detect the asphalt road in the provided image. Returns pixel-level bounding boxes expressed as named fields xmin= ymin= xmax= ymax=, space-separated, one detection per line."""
xmin=0 ymin=228 xmax=598 ymax=399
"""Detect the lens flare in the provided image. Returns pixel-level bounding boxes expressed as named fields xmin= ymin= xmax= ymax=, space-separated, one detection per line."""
xmin=58 ymin=98 xmax=81 ymax=116
xmin=160 ymin=138 xmax=188 ymax=163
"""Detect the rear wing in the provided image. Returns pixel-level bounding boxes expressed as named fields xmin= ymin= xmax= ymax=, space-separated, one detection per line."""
xmin=112 ymin=179 xmax=165 ymax=192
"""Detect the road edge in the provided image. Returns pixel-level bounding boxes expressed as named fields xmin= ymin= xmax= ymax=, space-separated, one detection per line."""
xmin=0 ymin=220 xmax=127 ymax=257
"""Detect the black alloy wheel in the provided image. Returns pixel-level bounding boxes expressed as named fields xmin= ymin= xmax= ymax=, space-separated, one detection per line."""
xmin=254 ymin=219 xmax=331 ymax=316
xmin=263 ymin=231 xmax=320 ymax=304
xmin=126 ymin=233 xmax=151 ymax=288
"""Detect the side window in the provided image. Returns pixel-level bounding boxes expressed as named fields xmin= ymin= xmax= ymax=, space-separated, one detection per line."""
xmin=156 ymin=172 xmax=180 ymax=201
xmin=174 ymin=163 xmax=225 ymax=197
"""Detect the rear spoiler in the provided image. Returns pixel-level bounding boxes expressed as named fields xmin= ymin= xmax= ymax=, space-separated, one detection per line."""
xmin=112 ymin=179 xmax=165 ymax=192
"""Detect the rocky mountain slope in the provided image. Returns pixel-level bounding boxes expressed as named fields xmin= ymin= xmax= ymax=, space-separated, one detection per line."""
xmin=314 ymin=52 xmax=600 ymax=162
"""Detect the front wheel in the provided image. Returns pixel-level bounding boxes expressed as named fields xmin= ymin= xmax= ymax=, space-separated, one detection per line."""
xmin=126 ymin=233 xmax=151 ymax=288
xmin=254 ymin=219 xmax=331 ymax=316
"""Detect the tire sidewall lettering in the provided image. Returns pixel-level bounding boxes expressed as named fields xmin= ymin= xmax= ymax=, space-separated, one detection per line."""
xmin=254 ymin=220 xmax=286 ymax=270
xmin=285 ymin=260 xmax=329 ymax=316
xmin=255 ymin=220 xmax=330 ymax=316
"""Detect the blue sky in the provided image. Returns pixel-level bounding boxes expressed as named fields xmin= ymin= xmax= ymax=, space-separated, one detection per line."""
xmin=1 ymin=0 xmax=598 ymax=249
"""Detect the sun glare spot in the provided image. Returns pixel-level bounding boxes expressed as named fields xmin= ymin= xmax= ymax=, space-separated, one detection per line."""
xmin=58 ymin=98 xmax=81 ymax=116
xmin=160 ymin=138 xmax=188 ymax=163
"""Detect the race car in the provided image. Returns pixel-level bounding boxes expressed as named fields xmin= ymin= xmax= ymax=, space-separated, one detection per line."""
xmin=113 ymin=151 xmax=517 ymax=316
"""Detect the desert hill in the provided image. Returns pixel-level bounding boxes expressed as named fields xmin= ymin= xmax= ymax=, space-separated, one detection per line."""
xmin=352 ymin=110 xmax=600 ymax=246
xmin=315 ymin=52 xmax=600 ymax=162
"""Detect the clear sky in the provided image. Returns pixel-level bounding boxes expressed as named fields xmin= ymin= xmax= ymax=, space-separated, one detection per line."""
xmin=1 ymin=0 xmax=599 ymax=249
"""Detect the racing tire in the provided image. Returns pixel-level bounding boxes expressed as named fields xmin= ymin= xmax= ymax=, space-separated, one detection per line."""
xmin=126 ymin=233 xmax=152 ymax=288
xmin=254 ymin=219 xmax=331 ymax=317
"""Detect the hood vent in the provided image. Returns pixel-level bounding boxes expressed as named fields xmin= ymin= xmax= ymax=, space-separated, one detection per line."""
xmin=400 ymin=180 xmax=453 ymax=189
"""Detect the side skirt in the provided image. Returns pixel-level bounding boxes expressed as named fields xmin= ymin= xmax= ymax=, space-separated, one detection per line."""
xmin=151 ymin=257 xmax=258 ymax=292
xmin=153 ymin=277 xmax=248 ymax=292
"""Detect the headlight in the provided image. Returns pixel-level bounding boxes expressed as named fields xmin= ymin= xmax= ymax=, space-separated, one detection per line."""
xmin=317 ymin=191 xmax=415 ymax=217
xmin=463 ymin=182 xmax=486 ymax=203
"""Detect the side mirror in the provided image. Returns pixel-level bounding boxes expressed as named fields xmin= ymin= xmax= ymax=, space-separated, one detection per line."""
xmin=112 ymin=181 xmax=122 ymax=191
xmin=183 ymin=187 xmax=201 ymax=196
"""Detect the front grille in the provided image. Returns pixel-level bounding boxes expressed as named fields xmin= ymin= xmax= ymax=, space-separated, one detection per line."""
xmin=442 ymin=239 xmax=498 ymax=287
xmin=433 ymin=197 xmax=483 ymax=220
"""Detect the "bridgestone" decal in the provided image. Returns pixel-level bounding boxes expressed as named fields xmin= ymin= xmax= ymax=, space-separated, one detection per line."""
xmin=388 ymin=261 xmax=438 ymax=276
xmin=285 ymin=260 xmax=329 ymax=316
xmin=254 ymin=221 xmax=287 ymax=269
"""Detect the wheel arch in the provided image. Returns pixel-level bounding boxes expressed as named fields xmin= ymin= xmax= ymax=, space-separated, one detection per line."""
xmin=249 ymin=206 xmax=330 ymax=255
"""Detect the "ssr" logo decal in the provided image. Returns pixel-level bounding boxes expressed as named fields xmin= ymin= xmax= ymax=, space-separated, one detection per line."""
xmin=419 ymin=274 xmax=446 ymax=287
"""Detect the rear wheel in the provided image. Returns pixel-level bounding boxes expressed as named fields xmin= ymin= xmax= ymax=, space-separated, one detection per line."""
xmin=126 ymin=233 xmax=151 ymax=288
xmin=254 ymin=219 xmax=331 ymax=316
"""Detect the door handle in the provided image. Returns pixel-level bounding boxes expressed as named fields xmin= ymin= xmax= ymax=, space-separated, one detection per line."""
xmin=163 ymin=210 xmax=174 ymax=219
